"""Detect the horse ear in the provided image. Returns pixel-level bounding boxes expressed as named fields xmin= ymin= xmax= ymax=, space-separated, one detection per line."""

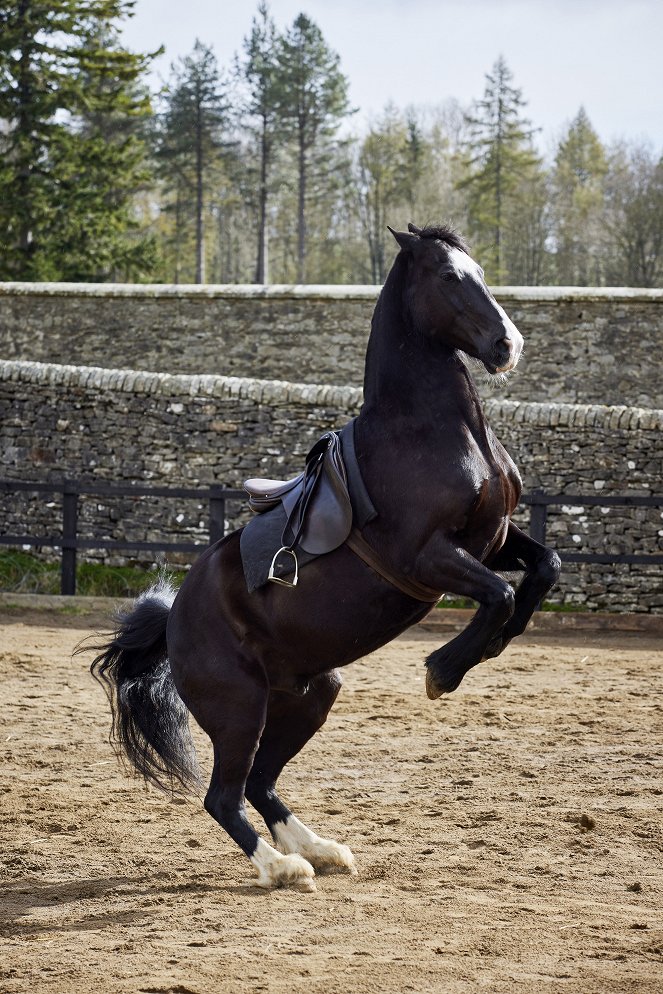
xmin=387 ymin=225 xmax=421 ymax=253
xmin=407 ymin=222 xmax=423 ymax=235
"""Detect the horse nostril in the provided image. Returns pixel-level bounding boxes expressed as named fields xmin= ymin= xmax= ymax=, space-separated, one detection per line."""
xmin=494 ymin=336 xmax=511 ymax=361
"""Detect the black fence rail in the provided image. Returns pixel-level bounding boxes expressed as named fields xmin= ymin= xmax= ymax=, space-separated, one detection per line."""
xmin=521 ymin=490 xmax=663 ymax=565
xmin=1 ymin=479 xmax=662 ymax=596
xmin=0 ymin=479 xmax=245 ymax=595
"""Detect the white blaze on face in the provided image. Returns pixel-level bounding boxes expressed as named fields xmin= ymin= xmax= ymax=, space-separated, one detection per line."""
xmin=446 ymin=246 xmax=478 ymax=281
xmin=446 ymin=246 xmax=523 ymax=372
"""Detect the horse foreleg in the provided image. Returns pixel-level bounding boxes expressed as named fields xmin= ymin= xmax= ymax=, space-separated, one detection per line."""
xmin=415 ymin=541 xmax=516 ymax=698
xmin=245 ymin=671 xmax=357 ymax=876
xmin=483 ymin=523 xmax=561 ymax=659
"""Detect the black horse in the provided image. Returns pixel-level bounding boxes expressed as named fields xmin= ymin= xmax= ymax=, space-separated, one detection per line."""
xmin=88 ymin=224 xmax=560 ymax=892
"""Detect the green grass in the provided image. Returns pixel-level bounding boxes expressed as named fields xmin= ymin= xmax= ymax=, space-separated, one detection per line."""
xmin=1 ymin=549 xmax=585 ymax=611
xmin=436 ymin=595 xmax=476 ymax=610
xmin=0 ymin=549 xmax=186 ymax=598
xmin=538 ymin=600 xmax=583 ymax=613
xmin=436 ymin=593 xmax=584 ymax=612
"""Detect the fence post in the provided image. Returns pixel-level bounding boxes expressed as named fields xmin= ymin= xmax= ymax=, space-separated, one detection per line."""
xmin=529 ymin=489 xmax=548 ymax=546
xmin=208 ymin=487 xmax=226 ymax=546
xmin=61 ymin=480 xmax=78 ymax=595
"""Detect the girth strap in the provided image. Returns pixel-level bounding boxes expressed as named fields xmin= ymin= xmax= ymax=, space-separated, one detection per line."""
xmin=345 ymin=528 xmax=442 ymax=604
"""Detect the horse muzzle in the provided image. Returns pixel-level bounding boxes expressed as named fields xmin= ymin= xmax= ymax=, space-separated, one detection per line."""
xmin=488 ymin=320 xmax=523 ymax=374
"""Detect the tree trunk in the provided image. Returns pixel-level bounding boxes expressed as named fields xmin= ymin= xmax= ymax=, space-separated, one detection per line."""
xmin=174 ymin=185 xmax=182 ymax=284
xmin=195 ymin=98 xmax=205 ymax=284
xmin=297 ymin=133 xmax=307 ymax=282
xmin=256 ymin=116 xmax=269 ymax=284
xmin=16 ymin=1 xmax=33 ymax=275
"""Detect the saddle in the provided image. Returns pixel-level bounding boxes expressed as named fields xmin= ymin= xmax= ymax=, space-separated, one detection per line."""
xmin=241 ymin=422 xmax=441 ymax=602
xmin=244 ymin=431 xmax=353 ymax=587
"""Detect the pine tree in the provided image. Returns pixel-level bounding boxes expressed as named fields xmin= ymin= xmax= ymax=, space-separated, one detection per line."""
xmin=276 ymin=13 xmax=353 ymax=282
xmin=459 ymin=56 xmax=540 ymax=282
xmin=356 ymin=105 xmax=411 ymax=282
xmin=154 ymin=41 xmax=229 ymax=283
xmin=502 ymin=168 xmax=551 ymax=284
xmin=240 ymin=2 xmax=282 ymax=284
xmin=551 ymin=107 xmax=607 ymax=284
xmin=603 ymin=142 xmax=663 ymax=287
xmin=0 ymin=0 xmax=157 ymax=280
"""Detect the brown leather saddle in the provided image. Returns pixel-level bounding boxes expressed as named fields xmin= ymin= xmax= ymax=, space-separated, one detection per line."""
xmin=244 ymin=431 xmax=353 ymax=587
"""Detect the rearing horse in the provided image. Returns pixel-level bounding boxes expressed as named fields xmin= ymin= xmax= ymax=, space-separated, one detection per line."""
xmin=89 ymin=224 xmax=561 ymax=892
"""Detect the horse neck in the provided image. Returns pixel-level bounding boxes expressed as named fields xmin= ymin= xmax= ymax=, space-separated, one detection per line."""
xmin=362 ymin=256 xmax=478 ymax=424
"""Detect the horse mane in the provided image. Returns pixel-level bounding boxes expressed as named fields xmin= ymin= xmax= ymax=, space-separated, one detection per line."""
xmin=415 ymin=224 xmax=469 ymax=254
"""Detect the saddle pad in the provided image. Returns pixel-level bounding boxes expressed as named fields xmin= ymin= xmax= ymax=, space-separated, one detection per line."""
xmin=239 ymin=419 xmax=376 ymax=593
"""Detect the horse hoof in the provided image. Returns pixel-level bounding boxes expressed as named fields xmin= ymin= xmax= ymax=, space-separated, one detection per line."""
xmin=308 ymin=841 xmax=357 ymax=876
xmin=425 ymin=667 xmax=444 ymax=699
xmin=483 ymin=635 xmax=504 ymax=660
xmin=425 ymin=662 xmax=463 ymax=698
xmin=272 ymin=815 xmax=357 ymax=876
xmin=250 ymin=843 xmax=317 ymax=892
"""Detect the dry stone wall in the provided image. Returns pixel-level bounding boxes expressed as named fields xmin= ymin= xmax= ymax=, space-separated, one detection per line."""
xmin=1 ymin=283 xmax=661 ymax=408
xmin=1 ymin=359 xmax=661 ymax=612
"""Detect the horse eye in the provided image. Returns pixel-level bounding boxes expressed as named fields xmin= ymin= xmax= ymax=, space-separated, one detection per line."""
xmin=441 ymin=272 xmax=458 ymax=283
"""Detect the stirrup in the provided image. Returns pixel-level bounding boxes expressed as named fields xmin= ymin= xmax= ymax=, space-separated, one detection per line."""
xmin=268 ymin=547 xmax=299 ymax=587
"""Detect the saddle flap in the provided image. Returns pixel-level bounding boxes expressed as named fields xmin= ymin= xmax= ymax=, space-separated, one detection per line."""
xmin=281 ymin=435 xmax=352 ymax=555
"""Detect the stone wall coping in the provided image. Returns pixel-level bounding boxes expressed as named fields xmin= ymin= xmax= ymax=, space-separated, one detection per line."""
xmin=3 ymin=358 xmax=662 ymax=430
xmin=1 ymin=282 xmax=662 ymax=304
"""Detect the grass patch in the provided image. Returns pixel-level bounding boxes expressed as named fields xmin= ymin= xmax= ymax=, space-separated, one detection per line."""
xmin=0 ymin=549 xmax=186 ymax=598
xmin=539 ymin=600 xmax=583 ymax=613
xmin=436 ymin=596 xmax=475 ymax=610
xmin=1 ymin=550 xmax=586 ymax=611
xmin=436 ymin=593 xmax=585 ymax=612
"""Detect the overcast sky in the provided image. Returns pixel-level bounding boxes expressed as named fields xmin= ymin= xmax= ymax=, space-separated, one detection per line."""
xmin=121 ymin=0 xmax=663 ymax=154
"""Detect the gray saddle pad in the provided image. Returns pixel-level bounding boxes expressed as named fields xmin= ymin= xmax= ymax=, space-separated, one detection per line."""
xmin=239 ymin=419 xmax=376 ymax=592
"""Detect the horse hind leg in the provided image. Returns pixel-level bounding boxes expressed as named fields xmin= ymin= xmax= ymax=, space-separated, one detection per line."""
xmin=178 ymin=648 xmax=317 ymax=892
xmin=245 ymin=671 xmax=357 ymax=877
xmin=205 ymin=747 xmax=317 ymax=892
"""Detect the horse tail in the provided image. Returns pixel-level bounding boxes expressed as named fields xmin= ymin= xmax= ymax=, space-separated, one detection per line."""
xmin=84 ymin=576 xmax=200 ymax=794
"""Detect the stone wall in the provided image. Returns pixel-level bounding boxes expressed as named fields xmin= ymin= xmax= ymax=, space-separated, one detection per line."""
xmin=1 ymin=283 xmax=661 ymax=408
xmin=1 ymin=359 xmax=661 ymax=612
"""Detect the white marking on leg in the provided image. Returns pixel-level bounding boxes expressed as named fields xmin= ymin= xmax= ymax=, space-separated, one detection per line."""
xmin=272 ymin=815 xmax=357 ymax=875
xmin=249 ymin=837 xmax=316 ymax=892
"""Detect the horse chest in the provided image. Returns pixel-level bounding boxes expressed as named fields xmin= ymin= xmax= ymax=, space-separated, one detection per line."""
xmin=456 ymin=433 xmax=521 ymax=558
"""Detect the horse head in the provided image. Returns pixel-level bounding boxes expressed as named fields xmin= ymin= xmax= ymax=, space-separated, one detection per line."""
xmin=388 ymin=223 xmax=523 ymax=375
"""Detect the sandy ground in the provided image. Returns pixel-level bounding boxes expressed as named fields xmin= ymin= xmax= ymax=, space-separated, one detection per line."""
xmin=1 ymin=607 xmax=662 ymax=994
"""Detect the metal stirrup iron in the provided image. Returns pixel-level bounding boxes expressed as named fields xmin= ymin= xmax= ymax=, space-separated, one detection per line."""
xmin=268 ymin=546 xmax=299 ymax=587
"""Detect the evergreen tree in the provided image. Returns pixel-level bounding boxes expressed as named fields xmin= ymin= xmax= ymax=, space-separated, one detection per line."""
xmin=551 ymin=107 xmax=607 ymax=284
xmin=502 ymin=168 xmax=551 ymax=284
xmin=154 ymin=41 xmax=229 ymax=284
xmin=356 ymin=105 xmax=411 ymax=282
xmin=276 ymin=13 xmax=353 ymax=281
xmin=240 ymin=2 xmax=282 ymax=283
xmin=0 ymin=0 xmax=157 ymax=280
xmin=603 ymin=142 xmax=663 ymax=287
xmin=459 ymin=56 xmax=540 ymax=282
xmin=402 ymin=111 xmax=428 ymax=216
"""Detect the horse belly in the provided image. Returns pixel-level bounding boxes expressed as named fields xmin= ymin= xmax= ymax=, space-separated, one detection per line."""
xmin=223 ymin=539 xmax=432 ymax=674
